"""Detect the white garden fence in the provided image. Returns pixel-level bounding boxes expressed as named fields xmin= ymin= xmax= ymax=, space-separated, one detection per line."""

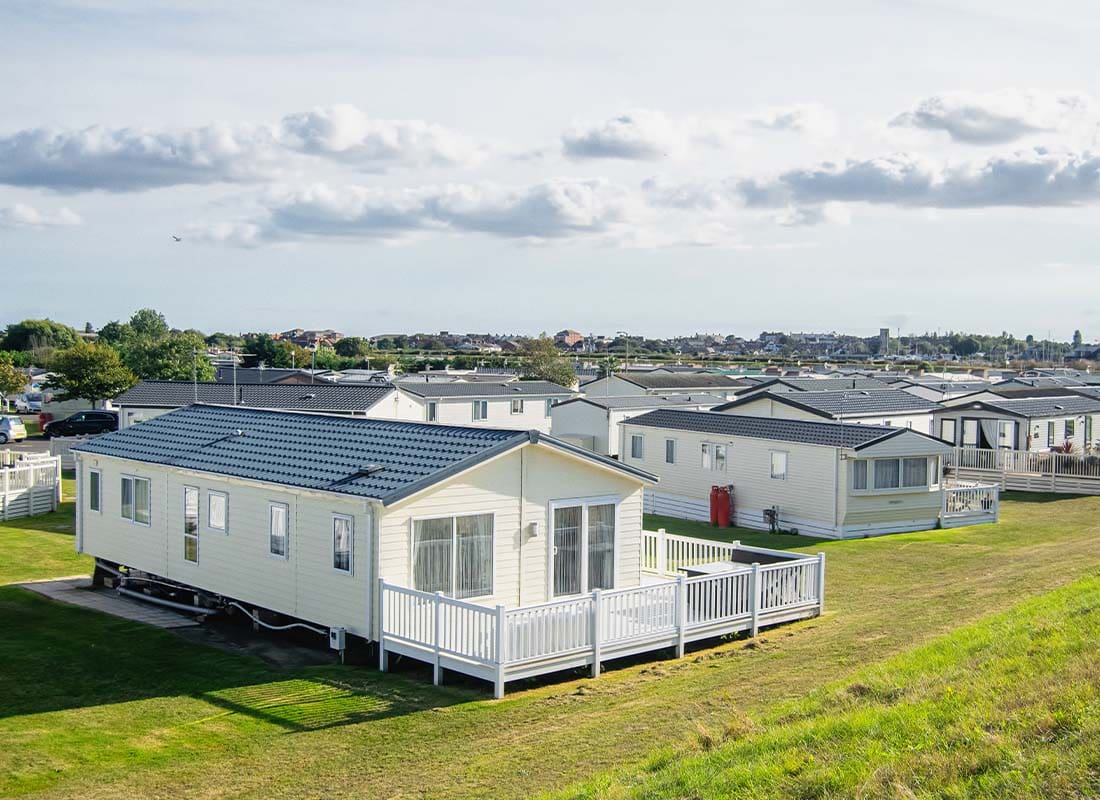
xmin=0 ymin=454 xmax=62 ymax=520
xmin=947 ymin=447 xmax=1100 ymax=495
xmin=379 ymin=535 xmax=824 ymax=698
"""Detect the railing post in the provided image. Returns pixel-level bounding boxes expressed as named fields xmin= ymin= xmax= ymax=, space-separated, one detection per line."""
xmin=656 ymin=528 xmax=667 ymax=576
xmin=433 ymin=591 xmax=444 ymax=686
xmin=676 ymin=574 xmax=687 ymax=658
xmin=591 ymin=589 xmax=602 ymax=678
xmin=494 ymin=604 xmax=507 ymax=699
xmin=54 ymin=456 xmax=62 ymax=509
xmin=377 ymin=579 xmax=388 ymax=672
xmin=816 ymin=553 xmax=826 ymax=615
xmin=750 ymin=562 xmax=761 ymax=637
xmin=2 ymin=469 xmax=9 ymax=521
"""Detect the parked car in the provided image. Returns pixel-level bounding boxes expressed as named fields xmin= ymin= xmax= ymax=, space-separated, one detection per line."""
xmin=0 ymin=416 xmax=27 ymax=444
xmin=14 ymin=393 xmax=43 ymax=414
xmin=42 ymin=410 xmax=118 ymax=438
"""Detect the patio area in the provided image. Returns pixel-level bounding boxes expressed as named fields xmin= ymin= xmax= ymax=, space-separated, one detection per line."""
xmin=379 ymin=530 xmax=825 ymax=697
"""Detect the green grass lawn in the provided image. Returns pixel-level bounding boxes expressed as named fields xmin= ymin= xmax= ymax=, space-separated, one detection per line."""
xmin=0 ymin=477 xmax=89 ymax=584
xmin=0 ymin=492 xmax=1098 ymax=799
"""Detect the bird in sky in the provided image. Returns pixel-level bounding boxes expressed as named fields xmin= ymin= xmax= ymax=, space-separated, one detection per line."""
xmin=172 ymin=235 xmax=182 ymax=242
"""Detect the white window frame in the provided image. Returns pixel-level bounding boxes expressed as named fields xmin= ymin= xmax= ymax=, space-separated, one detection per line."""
xmin=88 ymin=468 xmax=102 ymax=513
xmin=472 ymin=400 xmax=488 ymax=421
xmin=547 ymin=495 xmax=620 ymax=598
xmin=426 ymin=401 xmax=438 ymax=422
xmin=770 ymin=450 xmax=788 ymax=480
xmin=665 ymin=438 xmax=676 ymax=464
xmin=630 ymin=433 xmax=644 ymax=459
xmin=183 ymin=485 xmax=199 ymax=564
xmin=701 ymin=442 xmax=727 ymax=472
xmin=850 ymin=457 xmax=934 ymax=495
xmin=268 ymin=502 xmax=290 ymax=559
xmin=332 ymin=514 xmax=354 ymax=575
xmin=409 ymin=512 xmax=496 ymax=599
xmin=510 ymin=398 xmax=524 ymax=415
xmin=207 ymin=490 xmax=228 ymax=533
xmin=940 ymin=418 xmax=956 ymax=444
xmin=120 ymin=475 xmax=151 ymax=526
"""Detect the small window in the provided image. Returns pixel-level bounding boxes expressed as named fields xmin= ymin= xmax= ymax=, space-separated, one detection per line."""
xmin=1065 ymin=419 xmax=1076 ymax=438
xmin=269 ymin=503 xmax=289 ymax=558
xmin=873 ymin=459 xmax=901 ymax=489
xmin=665 ymin=438 xmax=676 ymax=464
xmin=940 ymin=419 xmax=956 ymax=443
xmin=332 ymin=515 xmax=353 ymax=573
xmin=413 ymin=513 xmax=494 ymax=598
xmin=472 ymin=400 xmax=488 ymax=421
xmin=183 ymin=486 xmax=199 ymax=563
xmin=902 ymin=457 xmax=928 ymax=488
xmin=511 ymin=398 xmax=524 ymax=415
xmin=208 ymin=491 xmax=227 ymax=532
xmin=426 ymin=401 xmax=438 ymax=422
xmin=545 ymin=398 xmax=555 ymax=418
xmin=770 ymin=451 xmax=788 ymax=480
xmin=1047 ymin=421 xmax=1055 ymax=447
xmin=852 ymin=460 xmax=868 ymax=490
xmin=701 ymin=443 xmax=727 ymax=471
xmin=88 ymin=469 xmax=101 ymax=512
xmin=630 ymin=434 xmax=644 ymax=459
xmin=121 ymin=476 xmax=150 ymax=524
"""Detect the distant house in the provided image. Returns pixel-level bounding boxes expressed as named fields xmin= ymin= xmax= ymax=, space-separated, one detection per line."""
xmin=550 ymin=394 xmax=724 ymax=456
xmin=932 ymin=395 xmax=1100 ymax=451
xmin=619 ymin=409 xmax=995 ymax=537
xmin=112 ymin=380 xmax=399 ymax=428
xmin=711 ymin=389 xmax=941 ymax=434
xmin=213 ymin=367 xmax=334 ymax=385
xmin=730 ymin=376 xmax=891 ymax=402
xmin=580 ymin=371 xmax=748 ymax=399
xmin=392 ymin=380 xmax=576 ymax=432
xmin=554 ymin=330 xmax=584 ymax=348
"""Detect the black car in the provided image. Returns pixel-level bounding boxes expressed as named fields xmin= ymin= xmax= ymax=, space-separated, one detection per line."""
xmin=42 ymin=410 xmax=119 ymax=438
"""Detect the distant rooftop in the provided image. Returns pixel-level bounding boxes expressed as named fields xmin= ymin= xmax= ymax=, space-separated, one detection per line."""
xmin=114 ymin=380 xmax=394 ymax=411
xmin=398 ymin=380 xmax=574 ymax=399
xmin=715 ymin=388 xmax=940 ymax=417
xmin=557 ymin=393 xmax=725 ymax=411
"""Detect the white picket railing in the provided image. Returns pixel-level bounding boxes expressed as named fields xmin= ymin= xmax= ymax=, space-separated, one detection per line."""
xmin=0 ymin=454 xmax=62 ymax=519
xmin=946 ymin=446 xmax=1100 ymax=495
xmin=379 ymin=541 xmax=825 ymax=698
xmin=942 ymin=483 xmax=999 ymax=516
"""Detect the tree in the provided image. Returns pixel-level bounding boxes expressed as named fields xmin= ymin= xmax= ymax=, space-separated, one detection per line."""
xmin=46 ymin=342 xmax=136 ymax=403
xmin=96 ymin=320 xmax=129 ymax=345
xmin=520 ymin=335 xmax=576 ymax=387
xmin=955 ymin=337 xmax=981 ymax=357
xmin=0 ymin=353 xmax=26 ymax=402
xmin=335 ymin=337 xmax=370 ymax=358
xmin=128 ymin=308 xmax=169 ymax=339
xmin=2 ymin=318 xmax=78 ymax=353
xmin=124 ymin=332 xmax=215 ymax=381
xmin=1073 ymin=329 xmax=1084 ymax=348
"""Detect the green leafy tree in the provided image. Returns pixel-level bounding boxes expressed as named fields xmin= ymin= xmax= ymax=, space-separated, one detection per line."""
xmin=1073 ymin=329 xmax=1084 ymax=348
xmin=96 ymin=320 xmax=129 ymax=345
xmin=46 ymin=342 xmax=136 ymax=403
xmin=2 ymin=318 xmax=78 ymax=352
xmin=125 ymin=332 xmax=215 ymax=381
xmin=520 ymin=335 xmax=576 ymax=387
xmin=334 ymin=337 xmax=370 ymax=358
xmin=0 ymin=353 xmax=27 ymax=400
xmin=128 ymin=308 xmax=169 ymax=339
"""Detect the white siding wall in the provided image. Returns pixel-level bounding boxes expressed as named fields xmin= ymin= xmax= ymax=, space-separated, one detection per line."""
xmin=401 ymin=395 xmax=562 ymax=432
xmin=550 ymin=402 xmax=611 ymax=454
xmin=721 ymin=396 xmax=935 ymax=434
xmin=119 ymin=406 xmax=173 ymax=428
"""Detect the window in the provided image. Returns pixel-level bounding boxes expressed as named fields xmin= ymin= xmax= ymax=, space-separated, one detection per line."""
xmin=269 ymin=503 xmax=289 ymax=558
xmin=426 ymin=401 xmax=438 ymax=422
xmin=412 ymin=513 xmax=494 ymax=599
xmin=770 ymin=451 xmax=788 ymax=480
xmin=630 ymin=434 xmax=644 ymax=459
xmin=510 ymin=398 xmax=524 ymax=415
xmin=902 ymin=457 xmax=928 ymax=488
xmin=121 ymin=476 xmax=150 ymax=524
xmin=1047 ymin=421 xmax=1056 ymax=447
xmin=88 ymin=469 xmax=101 ymax=512
xmin=551 ymin=500 xmax=617 ymax=596
xmin=208 ymin=491 xmax=227 ymax=532
xmin=545 ymin=398 xmax=555 ymax=418
xmin=665 ymin=438 xmax=676 ymax=464
xmin=873 ymin=459 xmax=901 ymax=489
xmin=332 ymin=515 xmax=353 ymax=573
xmin=940 ymin=419 xmax=956 ymax=443
xmin=852 ymin=460 xmax=868 ymax=490
xmin=961 ymin=419 xmax=979 ymax=447
xmin=183 ymin=486 xmax=199 ymax=563
xmin=1065 ymin=419 xmax=1076 ymax=438
xmin=472 ymin=400 xmax=488 ymax=421
xmin=701 ymin=443 xmax=727 ymax=471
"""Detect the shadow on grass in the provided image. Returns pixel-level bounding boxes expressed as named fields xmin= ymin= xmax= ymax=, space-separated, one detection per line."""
xmin=644 ymin=514 xmax=822 ymax=551
xmin=0 ymin=586 xmax=469 ymax=730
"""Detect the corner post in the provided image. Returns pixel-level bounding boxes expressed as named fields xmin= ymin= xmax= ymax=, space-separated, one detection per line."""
xmin=54 ymin=455 xmax=62 ymax=510
xmin=656 ymin=528 xmax=667 ymax=575
xmin=591 ymin=589 xmax=602 ymax=678
xmin=676 ymin=573 xmax=687 ymax=658
xmin=433 ymin=591 xmax=444 ymax=686
xmin=750 ymin=562 xmax=761 ymax=637
xmin=816 ymin=553 xmax=826 ymax=615
xmin=377 ymin=578 xmax=388 ymax=672
xmin=494 ymin=603 xmax=507 ymax=699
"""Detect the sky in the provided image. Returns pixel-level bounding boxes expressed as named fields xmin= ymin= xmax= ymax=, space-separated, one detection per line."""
xmin=2 ymin=0 xmax=1099 ymax=341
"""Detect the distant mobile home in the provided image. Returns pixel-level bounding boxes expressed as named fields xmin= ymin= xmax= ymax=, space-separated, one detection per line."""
xmin=711 ymin=389 xmax=940 ymax=434
xmin=550 ymin=394 xmax=723 ymax=456
xmin=932 ymin=396 xmax=1100 ymax=451
xmin=579 ymin=372 xmax=746 ymax=399
xmin=619 ymin=409 xmax=996 ymax=538
xmin=391 ymin=380 xmax=576 ymax=433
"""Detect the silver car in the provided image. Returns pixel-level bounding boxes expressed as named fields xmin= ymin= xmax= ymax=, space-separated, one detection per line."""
xmin=0 ymin=416 xmax=27 ymax=443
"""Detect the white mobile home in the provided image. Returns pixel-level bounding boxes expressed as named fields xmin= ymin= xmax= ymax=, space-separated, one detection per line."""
xmin=392 ymin=381 xmax=575 ymax=433
xmin=620 ymin=409 xmax=997 ymax=538
xmin=712 ymin=389 xmax=940 ymax=434
xmin=550 ymin=394 xmax=723 ymax=456
xmin=931 ymin=396 xmax=1100 ymax=451
xmin=579 ymin=372 xmax=746 ymax=399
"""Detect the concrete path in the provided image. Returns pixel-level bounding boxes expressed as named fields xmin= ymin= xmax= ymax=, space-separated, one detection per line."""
xmin=18 ymin=576 xmax=201 ymax=629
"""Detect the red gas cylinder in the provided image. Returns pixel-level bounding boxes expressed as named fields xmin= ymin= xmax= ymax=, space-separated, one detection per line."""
xmin=715 ymin=486 xmax=732 ymax=528
xmin=709 ymin=485 xmax=722 ymax=526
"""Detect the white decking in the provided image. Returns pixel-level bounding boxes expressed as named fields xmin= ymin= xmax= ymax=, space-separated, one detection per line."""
xmin=0 ymin=454 xmax=62 ymax=520
xmin=940 ymin=481 xmax=1000 ymax=528
xmin=947 ymin=446 xmax=1100 ymax=495
xmin=379 ymin=531 xmax=825 ymax=697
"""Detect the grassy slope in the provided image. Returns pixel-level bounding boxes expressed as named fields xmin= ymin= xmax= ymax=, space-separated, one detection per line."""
xmin=0 ymin=476 xmax=90 ymax=584
xmin=558 ymin=576 xmax=1100 ymax=800
xmin=0 ymin=492 xmax=1098 ymax=799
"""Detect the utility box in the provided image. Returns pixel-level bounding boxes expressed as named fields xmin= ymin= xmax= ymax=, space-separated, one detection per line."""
xmin=328 ymin=627 xmax=346 ymax=651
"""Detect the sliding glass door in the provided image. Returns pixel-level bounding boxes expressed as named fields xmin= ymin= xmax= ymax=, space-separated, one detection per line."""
xmin=551 ymin=499 xmax=617 ymax=597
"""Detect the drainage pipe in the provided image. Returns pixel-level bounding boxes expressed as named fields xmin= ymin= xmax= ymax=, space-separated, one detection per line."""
xmin=226 ymin=601 xmax=328 ymax=636
xmin=116 ymin=586 xmax=208 ymax=615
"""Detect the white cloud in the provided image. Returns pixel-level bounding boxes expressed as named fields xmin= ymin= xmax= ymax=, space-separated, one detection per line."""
xmin=889 ymin=90 xmax=1094 ymax=144
xmin=0 ymin=203 xmax=83 ymax=229
xmin=202 ymin=178 xmax=637 ymax=244
xmin=562 ymin=104 xmax=834 ymax=161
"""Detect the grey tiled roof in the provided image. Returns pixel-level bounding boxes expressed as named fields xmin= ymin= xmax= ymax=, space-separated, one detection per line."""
xmin=762 ymin=377 xmax=892 ymax=392
xmin=114 ymin=381 xmax=394 ymax=411
xmin=558 ymin=393 xmax=725 ymax=410
xmin=398 ymin=380 xmax=574 ymax=398
xmin=587 ymin=373 xmax=748 ymax=390
xmin=75 ymin=405 xmax=653 ymax=504
xmin=714 ymin=389 xmax=940 ymax=417
xmin=213 ymin=367 xmax=334 ymax=384
xmin=980 ymin=396 xmax=1100 ymax=417
xmin=621 ymin=409 xmax=907 ymax=449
